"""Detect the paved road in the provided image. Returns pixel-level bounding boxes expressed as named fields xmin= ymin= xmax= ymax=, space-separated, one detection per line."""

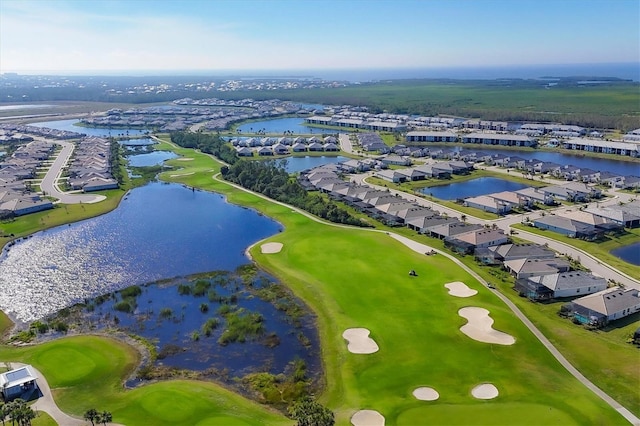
xmin=37 ymin=138 xmax=106 ymax=204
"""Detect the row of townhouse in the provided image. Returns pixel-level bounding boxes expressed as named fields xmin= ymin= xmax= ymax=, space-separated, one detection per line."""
xmin=66 ymin=137 xmax=119 ymax=192
xmin=405 ymin=131 xmax=537 ymax=147
xmin=561 ymin=138 xmax=640 ymax=158
xmin=0 ymin=123 xmax=83 ymax=140
xmin=387 ymin=144 xmax=639 ymax=189
xmin=236 ymin=141 xmax=340 ymax=157
xmin=301 ymin=164 xmax=509 ymax=252
xmin=305 ymin=115 xmax=408 ymax=133
xmin=533 ymin=199 xmax=639 ymax=239
xmin=0 ymin=140 xmax=55 ymax=216
xmin=476 ymin=242 xmax=639 ymax=326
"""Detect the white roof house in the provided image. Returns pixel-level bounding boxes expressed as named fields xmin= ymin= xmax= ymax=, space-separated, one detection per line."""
xmin=0 ymin=365 xmax=38 ymax=400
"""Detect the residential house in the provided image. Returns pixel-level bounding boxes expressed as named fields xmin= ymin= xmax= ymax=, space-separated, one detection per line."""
xmin=571 ymin=287 xmax=640 ymax=326
xmin=503 ymin=258 xmax=571 ymax=279
xmin=533 ymin=216 xmax=603 ymax=240
xmin=515 ymin=271 xmax=608 ymax=301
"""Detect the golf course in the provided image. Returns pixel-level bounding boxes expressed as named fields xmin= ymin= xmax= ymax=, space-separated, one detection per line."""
xmin=0 ymin=138 xmax=635 ymax=425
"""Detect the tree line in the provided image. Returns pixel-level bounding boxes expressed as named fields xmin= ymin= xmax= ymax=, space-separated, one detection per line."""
xmin=170 ymin=131 xmax=238 ymax=165
xmin=221 ymin=159 xmax=369 ymax=227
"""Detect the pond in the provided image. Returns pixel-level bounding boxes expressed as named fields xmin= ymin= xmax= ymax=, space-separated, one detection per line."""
xmin=419 ymin=177 xmax=530 ymax=200
xmin=610 ymin=242 xmax=640 ymax=266
xmin=120 ymin=138 xmax=156 ymax=146
xmin=30 ymin=119 xmax=148 ymax=137
xmin=68 ymin=268 xmax=321 ymax=380
xmin=236 ymin=117 xmax=338 ymax=135
xmin=128 ymin=151 xmax=178 ymax=167
xmin=0 ymin=182 xmax=282 ymax=323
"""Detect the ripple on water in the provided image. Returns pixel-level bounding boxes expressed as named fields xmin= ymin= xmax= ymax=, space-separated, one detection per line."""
xmin=0 ymin=182 xmax=282 ymax=322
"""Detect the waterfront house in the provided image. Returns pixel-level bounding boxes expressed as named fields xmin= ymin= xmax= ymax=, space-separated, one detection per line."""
xmin=464 ymin=195 xmax=512 ymax=215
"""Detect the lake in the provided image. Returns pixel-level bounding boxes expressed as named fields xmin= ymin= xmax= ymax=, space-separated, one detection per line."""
xmin=610 ymin=242 xmax=640 ymax=266
xmin=236 ymin=117 xmax=337 ymax=134
xmin=0 ymin=182 xmax=282 ymax=323
xmin=30 ymin=119 xmax=148 ymax=137
xmin=419 ymin=177 xmax=530 ymax=200
xmin=128 ymin=151 xmax=178 ymax=167
xmin=454 ymin=148 xmax=640 ymax=177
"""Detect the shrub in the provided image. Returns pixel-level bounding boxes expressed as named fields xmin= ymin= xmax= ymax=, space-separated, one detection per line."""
xmin=114 ymin=301 xmax=133 ymax=313
xmin=120 ymin=285 xmax=142 ymax=299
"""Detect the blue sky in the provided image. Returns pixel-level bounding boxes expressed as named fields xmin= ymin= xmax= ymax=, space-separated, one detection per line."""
xmin=1 ymin=0 xmax=638 ymax=74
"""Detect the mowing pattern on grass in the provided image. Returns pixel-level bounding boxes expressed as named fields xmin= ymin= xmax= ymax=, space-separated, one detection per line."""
xmin=458 ymin=307 xmax=516 ymax=346
xmin=342 ymin=328 xmax=379 ymax=354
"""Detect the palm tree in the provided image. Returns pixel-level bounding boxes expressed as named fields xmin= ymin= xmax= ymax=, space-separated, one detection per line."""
xmin=0 ymin=402 xmax=7 ymax=426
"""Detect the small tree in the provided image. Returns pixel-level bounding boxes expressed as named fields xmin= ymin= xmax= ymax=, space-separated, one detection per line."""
xmin=97 ymin=411 xmax=112 ymax=425
xmin=288 ymin=396 xmax=334 ymax=426
xmin=84 ymin=408 xmax=99 ymax=426
xmin=0 ymin=402 xmax=7 ymax=426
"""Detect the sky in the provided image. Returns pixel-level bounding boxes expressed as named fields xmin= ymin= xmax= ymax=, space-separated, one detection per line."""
xmin=1 ymin=0 xmax=639 ymax=75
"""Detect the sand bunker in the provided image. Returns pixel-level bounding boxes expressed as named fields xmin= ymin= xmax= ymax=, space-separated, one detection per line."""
xmin=458 ymin=307 xmax=516 ymax=345
xmin=445 ymin=281 xmax=478 ymax=298
xmin=471 ymin=383 xmax=499 ymax=400
xmin=175 ymin=157 xmax=194 ymax=161
xmin=260 ymin=242 xmax=283 ymax=254
xmin=343 ymin=328 xmax=379 ymax=354
xmin=351 ymin=410 xmax=385 ymax=426
xmin=412 ymin=387 xmax=439 ymax=401
xmin=169 ymin=172 xmax=194 ymax=177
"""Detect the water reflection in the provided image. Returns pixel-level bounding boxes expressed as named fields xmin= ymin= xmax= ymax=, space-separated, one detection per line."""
xmin=0 ymin=182 xmax=282 ymax=322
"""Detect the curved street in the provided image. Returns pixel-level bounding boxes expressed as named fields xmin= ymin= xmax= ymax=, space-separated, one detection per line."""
xmin=36 ymin=138 xmax=106 ymax=204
